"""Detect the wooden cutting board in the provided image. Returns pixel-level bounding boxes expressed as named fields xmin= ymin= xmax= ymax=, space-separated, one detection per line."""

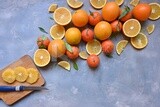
xmin=0 ymin=55 xmax=45 ymax=105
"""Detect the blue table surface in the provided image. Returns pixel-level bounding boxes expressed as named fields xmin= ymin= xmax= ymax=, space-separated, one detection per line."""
xmin=0 ymin=0 xmax=160 ymax=107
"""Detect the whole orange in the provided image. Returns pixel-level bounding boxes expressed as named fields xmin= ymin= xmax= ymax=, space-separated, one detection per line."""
xmin=81 ymin=28 xmax=94 ymax=42
xmin=65 ymin=27 xmax=81 ymax=45
xmin=132 ymin=3 xmax=151 ymax=21
xmin=87 ymin=55 xmax=100 ymax=68
xmin=48 ymin=39 xmax=66 ymax=58
xmin=66 ymin=46 xmax=79 ymax=60
xmin=102 ymin=2 xmax=120 ymax=22
xmin=110 ymin=20 xmax=122 ymax=32
xmin=101 ymin=40 xmax=114 ymax=55
xmin=72 ymin=9 xmax=88 ymax=27
xmin=94 ymin=21 xmax=112 ymax=41
xmin=88 ymin=11 xmax=102 ymax=26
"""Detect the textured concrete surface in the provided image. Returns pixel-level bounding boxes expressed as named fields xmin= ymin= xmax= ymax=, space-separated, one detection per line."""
xmin=0 ymin=0 xmax=160 ymax=107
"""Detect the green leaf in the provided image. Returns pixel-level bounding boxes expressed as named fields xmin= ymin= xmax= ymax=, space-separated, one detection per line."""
xmin=118 ymin=6 xmax=130 ymax=20
xmin=73 ymin=61 xmax=78 ymax=71
xmin=106 ymin=54 xmax=113 ymax=58
xmin=38 ymin=27 xmax=48 ymax=34
xmin=65 ymin=42 xmax=73 ymax=53
xmin=49 ymin=17 xmax=54 ymax=20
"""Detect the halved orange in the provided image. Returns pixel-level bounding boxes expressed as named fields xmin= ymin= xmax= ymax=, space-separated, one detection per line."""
xmin=116 ymin=40 xmax=128 ymax=55
xmin=149 ymin=3 xmax=160 ymax=20
xmin=50 ymin=24 xmax=65 ymax=39
xmin=67 ymin=0 xmax=83 ymax=9
xmin=123 ymin=19 xmax=141 ymax=37
xmin=53 ymin=7 xmax=72 ymax=26
xmin=130 ymin=0 xmax=139 ymax=6
xmin=131 ymin=33 xmax=148 ymax=49
xmin=90 ymin=0 xmax=107 ymax=9
xmin=34 ymin=49 xmax=51 ymax=67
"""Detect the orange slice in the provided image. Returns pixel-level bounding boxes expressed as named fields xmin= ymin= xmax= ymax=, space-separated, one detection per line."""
xmin=53 ymin=7 xmax=72 ymax=26
xmin=131 ymin=33 xmax=148 ymax=49
xmin=90 ymin=0 xmax=107 ymax=9
xmin=14 ymin=66 xmax=28 ymax=82
xmin=146 ymin=24 xmax=155 ymax=35
xmin=149 ymin=3 xmax=160 ymax=20
xmin=79 ymin=51 xmax=89 ymax=59
xmin=58 ymin=61 xmax=71 ymax=71
xmin=130 ymin=0 xmax=139 ymax=6
xmin=115 ymin=0 xmax=124 ymax=6
xmin=116 ymin=40 xmax=128 ymax=55
xmin=50 ymin=24 xmax=65 ymax=39
xmin=123 ymin=19 xmax=141 ymax=37
xmin=34 ymin=49 xmax=51 ymax=67
xmin=48 ymin=4 xmax=58 ymax=13
xmin=86 ymin=39 xmax=102 ymax=55
xmin=67 ymin=0 xmax=83 ymax=9
xmin=2 ymin=69 xmax=16 ymax=83
xmin=26 ymin=68 xmax=39 ymax=84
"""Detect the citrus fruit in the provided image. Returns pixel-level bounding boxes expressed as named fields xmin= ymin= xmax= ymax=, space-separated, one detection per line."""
xmin=65 ymin=27 xmax=81 ymax=45
xmin=120 ymin=10 xmax=132 ymax=22
xmin=86 ymin=39 xmax=102 ymax=55
xmin=50 ymin=24 xmax=65 ymax=39
xmin=66 ymin=46 xmax=79 ymax=60
xmin=115 ymin=0 xmax=124 ymax=6
xmin=132 ymin=3 xmax=151 ymax=21
xmin=88 ymin=11 xmax=102 ymax=26
xmin=149 ymin=3 xmax=160 ymax=20
xmin=131 ymin=33 xmax=148 ymax=49
xmin=72 ymin=9 xmax=88 ymax=27
xmin=81 ymin=28 xmax=94 ymax=42
xmin=53 ymin=7 xmax=72 ymax=26
xmin=37 ymin=35 xmax=50 ymax=49
xmin=14 ymin=66 xmax=28 ymax=82
xmin=101 ymin=40 xmax=114 ymax=55
xmin=94 ymin=21 xmax=112 ymax=41
xmin=34 ymin=49 xmax=51 ymax=67
xmin=48 ymin=39 xmax=66 ymax=58
xmin=2 ymin=69 xmax=16 ymax=83
xmin=146 ymin=24 xmax=155 ymax=35
xmin=87 ymin=55 xmax=100 ymax=68
xmin=116 ymin=40 xmax=128 ymax=55
xmin=90 ymin=0 xmax=107 ymax=9
xmin=130 ymin=0 xmax=139 ymax=6
xmin=79 ymin=51 xmax=89 ymax=60
xmin=110 ymin=20 xmax=122 ymax=32
xmin=67 ymin=0 xmax=83 ymax=9
xmin=26 ymin=68 xmax=39 ymax=84
xmin=48 ymin=4 xmax=58 ymax=13
xmin=123 ymin=19 xmax=141 ymax=37
xmin=102 ymin=2 xmax=120 ymax=22
xmin=58 ymin=61 xmax=71 ymax=71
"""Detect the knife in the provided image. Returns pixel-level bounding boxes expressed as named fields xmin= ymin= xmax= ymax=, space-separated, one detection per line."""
xmin=0 ymin=86 xmax=48 ymax=92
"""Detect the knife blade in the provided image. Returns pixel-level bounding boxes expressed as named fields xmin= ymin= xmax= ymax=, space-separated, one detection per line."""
xmin=0 ymin=86 xmax=48 ymax=92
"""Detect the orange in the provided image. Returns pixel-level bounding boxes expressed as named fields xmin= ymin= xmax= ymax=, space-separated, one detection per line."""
xmin=79 ymin=51 xmax=89 ymax=60
xmin=53 ymin=7 xmax=72 ymax=26
xmin=67 ymin=0 xmax=83 ymax=9
xmin=149 ymin=3 xmax=160 ymax=20
xmin=87 ymin=55 xmax=100 ymax=68
xmin=110 ymin=20 xmax=122 ymax=32
xmin=72 ymin=9 xmax=88 ymax=27
xmin=65 ymin=27 xmax=81 ymax=45
xmin=116 ymin=40 xmax=128 ymax=55
xmin=50 ymin=24 xmax=65 ymax=39
xmin=58 ymin=61 xmax=71 ymax=71
xmin=48 ymin=4 xmax=58 ymax=13
xmin=2 ymin=69 xmax=16 ymax=83
xmin=48 ymin=39 xmax=66 ymax=58
xmin=102 ymin=2 xmax=120 ymax=22
xmin=132 ymin=3 xmax=151 ymax=21
xmin=101 ymin=40 xmax=114 ymax=55
xmin=66 ymin=46 xmax=79 ymax=60
xmin=94 ymin=21 xmax=112 ymax=41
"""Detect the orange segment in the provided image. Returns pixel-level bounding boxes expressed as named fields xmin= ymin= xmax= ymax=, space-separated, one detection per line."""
xmin=53 ymin=7 xmax=72 ymax=26
xmin=50 ymin=24 xmax=65 ymax=39
xmin=79 ymin=51 xmax=89 ymax=59
xmin=123 ymin=19 xmax=141 ymax=37
xmin=116 ymin=40 xmax=128 ymax=55
xmin=131 ymin=33 xmax=148 ymax=49
xmin=149 ymin=3 xmax=160 ymax=20
xmin=146 ymin=24 xmax=155 ymax=35
xmin=67 ymin=0 xmax=83 ymax=9
xmin=58 ymin=61 xmax=71 ymax=71
xmin=48 ymin=4 xmax=58 ymax=13
xmin=130 ymin=0 xmax=139 ymax=6
xmin=115 ymin=0 xmax=124 ymax=6
xmin=90 ymin=0 xmax=107 ymax=9
xmin=34 ymin=49 xmax=51 ymax=67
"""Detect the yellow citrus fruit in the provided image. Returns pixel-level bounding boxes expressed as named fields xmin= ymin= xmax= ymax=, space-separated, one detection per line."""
xmin=90 ymin=0 xmax=107 ymax=9
xmin=2 ymin=69 xmax=16 ymax=83
xmin=14 ymin=66 xmax=28 ymax=82
xmin=53 ymin=7 xmax=72 ymax=26
xmin=26 ymin=68 xmax=39 ymax=84
xmin=48 ymin=4 xmax=58 ymax=13
xmin=116 ymin=40 xmax=128 ymax=55
xmin=58 ymin=61 xmax=71 ymax=71
xmin=149 ymin=3 xmax=160 ymax=20
xmin=146 ymin=24 xmax=155 ymax=35
xmin=67 ymin=0 xmax=83 ymax=9
xmin=131 ymin=33 xmax=148 ymax=49
xmin=65 ymin=27 xmax=81 ymax=45
xmin=123 ymin=19 xmax=141 ymax=37
xmin=115 ymin=0 xmax=124 ymax=6
xmin=86 ymin=39 xmax=102 ymax=55
xmin=79 ymin=51 xmax=89 ymax=59
xmin=130 ymin=0 xmax=139 ymax=6
xmin=50 ymin=24 xmax=65 ymax=39
xmin=34 ymin=49 xmax=51 ymax=67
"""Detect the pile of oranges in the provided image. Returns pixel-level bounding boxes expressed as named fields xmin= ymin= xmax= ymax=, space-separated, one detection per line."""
xmin=34 ymin=0 xmax=160 ymax=70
